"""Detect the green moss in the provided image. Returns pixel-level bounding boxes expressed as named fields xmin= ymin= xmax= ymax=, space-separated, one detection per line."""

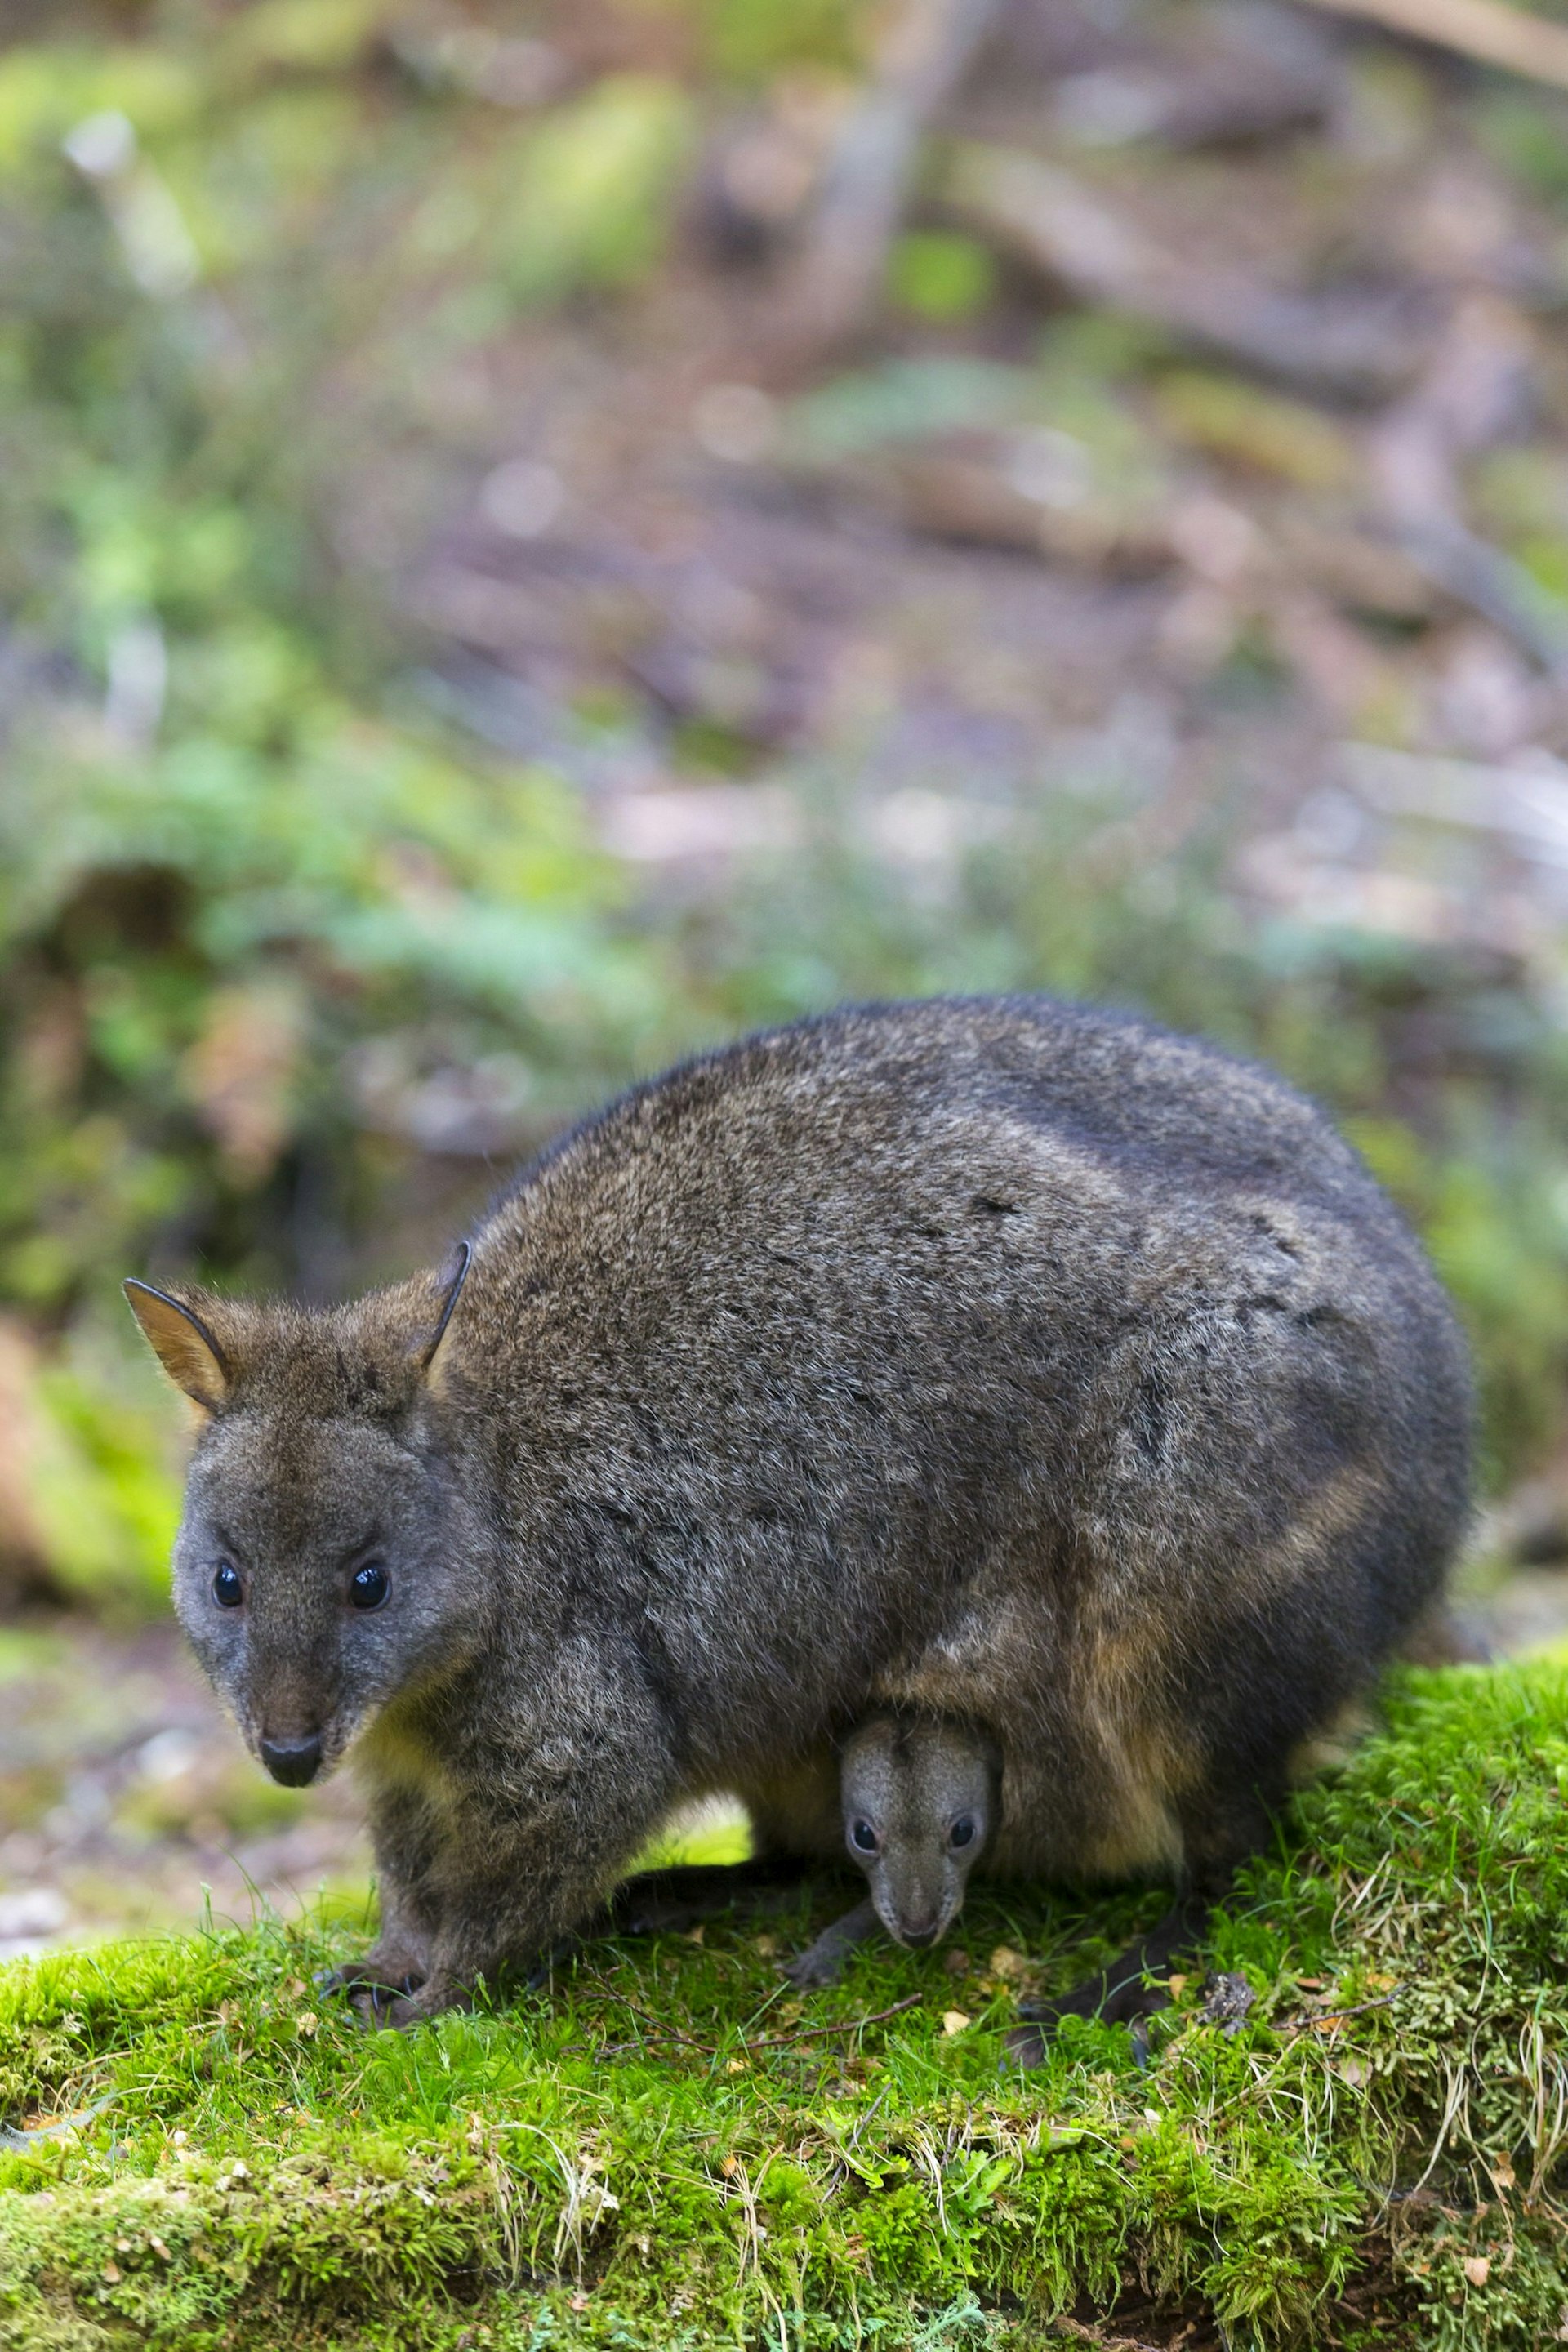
xmin=2 ymin=1660 xmax=1568 ymax=2346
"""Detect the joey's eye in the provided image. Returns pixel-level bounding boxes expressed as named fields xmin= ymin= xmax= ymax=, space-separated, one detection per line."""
xmin=350 ymin=1561 xmax=390 ymax=1611
xmin=212 ymin=1561 xmax=243 ymax=1610
xmin=850 ymin=1819 xmax=879 ymax=1855
xmin=948 ymin=1816 xmax=976 ymax=1851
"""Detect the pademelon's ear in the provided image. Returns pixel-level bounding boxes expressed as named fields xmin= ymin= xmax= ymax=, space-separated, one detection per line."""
xmin=416 ymin=1242 xmax=471 ymax=1377
xmin=123 ymin=1280 xmax=232 ymax=1412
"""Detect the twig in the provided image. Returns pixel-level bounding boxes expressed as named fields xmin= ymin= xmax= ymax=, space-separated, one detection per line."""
xmin=1281 ymin=1987 xmax=1402 ymax=2033
xmin=577 ymin=1978 xmax=713 ymax=2053
xmin=1049 ymin=2315 xmax=1169 ymax=2351
xmin=751 ymin=1993 xmax=924 ymax=2048
xmin=1293 ymin=0 xmax=1568 ymax=95
xmin=581 ymin=1985 xmax=924 ymax=2061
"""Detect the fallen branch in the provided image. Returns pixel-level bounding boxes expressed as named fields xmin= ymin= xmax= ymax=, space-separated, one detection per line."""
xmin=1294 ymin=0 xmax=1568 ymax=95
xmin=945 ymin=144 xmax=1435 ymax=401
xmin=1367 ymin=291 xmax=1568 ymax=675
xmin=779 ymin=0 xmax=1007 ymax=354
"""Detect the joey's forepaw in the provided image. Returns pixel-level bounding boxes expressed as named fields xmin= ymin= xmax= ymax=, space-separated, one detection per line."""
xmin=782 ymin=1947 xmax=844 ymax=1990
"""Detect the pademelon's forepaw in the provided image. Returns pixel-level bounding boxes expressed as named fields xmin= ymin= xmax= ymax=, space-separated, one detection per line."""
xmin=316 ymin=1944 xmax=428 ymax=2002
xmin=346 ymin=1969 xmax=469 ymax=2030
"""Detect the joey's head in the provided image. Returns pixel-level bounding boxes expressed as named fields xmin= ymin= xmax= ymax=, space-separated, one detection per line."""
xmin=125 ymin=1249 xmax=483 ymax=1786
xmin=840 ymin=1714 xmax=1000 ymax=1949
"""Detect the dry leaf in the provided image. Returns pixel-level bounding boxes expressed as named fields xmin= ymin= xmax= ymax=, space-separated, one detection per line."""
xmin=101 ymin=2262 xmax=121 ymax=2284
xmin=1464 ymin=2256 xmax=1491 ymax=2287
xmin=942 ymin=2009 xmax=971 ymax=2036
xmin=988 ymin=1946 xmax=1027 ymax=1980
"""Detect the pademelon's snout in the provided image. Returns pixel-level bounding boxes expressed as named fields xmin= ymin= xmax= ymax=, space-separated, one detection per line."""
xmin=259 ymin=1731 xmax=323 ymax=1787
xmin=883 ymin=1895 xmax=947 ymax=1948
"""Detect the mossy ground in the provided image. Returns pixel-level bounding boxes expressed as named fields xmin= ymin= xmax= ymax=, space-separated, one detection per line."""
xmin=2 ymin=1661 xmax=1568 ymax=2351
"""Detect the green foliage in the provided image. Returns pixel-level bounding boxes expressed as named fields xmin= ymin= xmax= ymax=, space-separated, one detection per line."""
xmin=498 ymin=78 xmax=695 ymax=310
xmin=698 ymin=0 xmax=862 ymax=87
xmin=22 ymin=1363 xmax=180 ymax=1616
xmin=887 ymin=232 xmax=997 ymax=323
xmin=1352 ymin=1117 xmax=1568 ymax=1483
xmin=1474 ymin=87 xmax=1568 ymax=208
xmin=2 ymin=1659 xmax=1568 ymax=2345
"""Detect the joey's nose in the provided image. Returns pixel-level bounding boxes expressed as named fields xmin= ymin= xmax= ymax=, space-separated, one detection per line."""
xmin=259 ymin=1733 xmax=323 ymax=1787
xmin=900 ymin=1920 xmax=941 ymax=1949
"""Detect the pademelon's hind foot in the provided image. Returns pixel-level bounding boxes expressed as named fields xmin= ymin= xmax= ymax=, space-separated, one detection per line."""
xmin=607 ymin=1853 xmax=811 ymax=1935
xmin=1006 ymin=1893 xmax=1211 ymax=2065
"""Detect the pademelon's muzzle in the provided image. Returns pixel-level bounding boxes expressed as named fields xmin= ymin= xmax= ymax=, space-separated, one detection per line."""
xmin=895 ymin=1918 xmax=942 ymax=1949
xmin=259 ymin=1732 xmax=323 ymax=1786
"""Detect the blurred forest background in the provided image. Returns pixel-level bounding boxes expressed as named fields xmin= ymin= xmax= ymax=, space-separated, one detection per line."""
xmin=8 ymin=0 xmax=1568 ymax=1953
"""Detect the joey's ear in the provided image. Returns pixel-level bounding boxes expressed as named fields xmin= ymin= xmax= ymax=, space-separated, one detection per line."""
xmin=416 ymin=1243 xmax=470 ymax=1376
xmin=123 ymin=1280 xmax=232 ymax=1412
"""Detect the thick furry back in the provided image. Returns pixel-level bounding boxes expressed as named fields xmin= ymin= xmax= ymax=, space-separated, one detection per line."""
xmin=443 ymin=996 xmax=1472 ymax=1888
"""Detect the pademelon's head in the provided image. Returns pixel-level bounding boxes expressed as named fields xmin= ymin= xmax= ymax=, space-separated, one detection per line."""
xmin=124 ymin=1249 xmax=484 ymax=1786
xmin=840 ymin=1713 xmax=1000 ymax=1949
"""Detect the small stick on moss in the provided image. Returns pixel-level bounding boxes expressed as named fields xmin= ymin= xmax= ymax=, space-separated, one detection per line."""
xmin=577 ymin=1980 xmax=715 ymax=2053
xmin=1048 ymin=2313 xmax=1169 ymax=2350
xmin=583 ymin=1986 xmax=924 ymax=2060
xmin=749 ymin=1993 xmax=924 ymax=2050
xmin=1281 ymin=1987 xmax=1401 ymax=2032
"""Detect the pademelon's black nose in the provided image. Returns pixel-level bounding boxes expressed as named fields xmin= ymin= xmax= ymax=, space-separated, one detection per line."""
xmin=260 ymin=1733 xmax=323 ymax=1786
xmin=901 ymin=1921 xmax=941 ymax=1948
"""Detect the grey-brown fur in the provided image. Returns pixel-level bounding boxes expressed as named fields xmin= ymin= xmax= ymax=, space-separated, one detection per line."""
xmin=786 ymin=1713 xmax=1000 ymax=1988
xmin=126 ymin=996 xmax=1472 ymax=2028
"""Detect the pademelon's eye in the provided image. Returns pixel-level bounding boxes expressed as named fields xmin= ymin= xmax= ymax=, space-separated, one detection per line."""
xmin=350 ymin=1561 xmax=390 ymax=1611
xmin=850 ymin=1819 xmax=879 ymax=1855
xmin=212 ymin=1561 xmax=243 ymax=1610
xmin=948 ymin=1815 xmax=976 ymax=1851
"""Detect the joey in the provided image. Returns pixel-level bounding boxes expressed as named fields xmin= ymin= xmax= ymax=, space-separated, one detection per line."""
xmin=786 ymin=1714 xmax=1000 ymax=1988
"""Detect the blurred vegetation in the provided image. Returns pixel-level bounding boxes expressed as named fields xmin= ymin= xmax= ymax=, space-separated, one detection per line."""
xmin=4 ymin=0 xmax=1568 ymax=1621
